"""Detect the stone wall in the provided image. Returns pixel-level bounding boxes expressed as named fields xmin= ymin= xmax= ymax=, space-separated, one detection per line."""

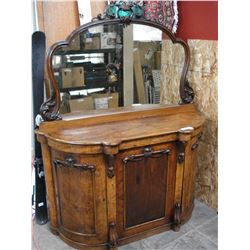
xmin=160 ymin=39 xmax=218 ymax=210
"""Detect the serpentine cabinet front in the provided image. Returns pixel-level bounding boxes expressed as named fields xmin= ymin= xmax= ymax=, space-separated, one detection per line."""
xmin=38 ymin=134 xmax=201 ymax=249
xmin=36 ymin=105 xmax=204 ymax=249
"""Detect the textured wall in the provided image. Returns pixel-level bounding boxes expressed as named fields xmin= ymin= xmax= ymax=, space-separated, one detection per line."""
xmin=160 ymin=39 xmax=218 ymax=210
xmin=176 ymin=1 xmax=218 ymax=41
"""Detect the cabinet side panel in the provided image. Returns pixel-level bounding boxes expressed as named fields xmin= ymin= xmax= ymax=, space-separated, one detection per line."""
xmin=40 ymin=143 xmax=58 ymax=230
xmin=181 ymin=136 xmax=199 ymax=217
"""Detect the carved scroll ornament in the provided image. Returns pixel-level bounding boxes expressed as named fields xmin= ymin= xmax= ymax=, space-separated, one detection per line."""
xmin=123 ymin=146 xmax=170 ymax=164
xmin=176 ymin=141 xmax=186 ymax=164
xmin=106 ymin=154 xmax=116 ymax=178
xmin=172 ymin=202 xmax=181 ymax=231
xmin=108 ymin=222 xmax=119 ymax=247
xmin=53 ymin=157 xmax=96 ymax=172
xmin=191 ymin=133 xmax=202 ymax=150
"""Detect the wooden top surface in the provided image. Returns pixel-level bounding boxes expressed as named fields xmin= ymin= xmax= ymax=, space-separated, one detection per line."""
xmin=37 ymin=104 xmax=204 ymax=146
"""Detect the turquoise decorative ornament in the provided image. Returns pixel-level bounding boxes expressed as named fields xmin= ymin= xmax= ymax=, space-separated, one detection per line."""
xmin=132 ymin=4 xmax=143 ymax=18
xmin=106 ymin=3 xmax=117 ymax=18
xmin=117 ymin=8 xmax=133 ymax=18
xmin=99 ymin=1 xmax=145 ymax=22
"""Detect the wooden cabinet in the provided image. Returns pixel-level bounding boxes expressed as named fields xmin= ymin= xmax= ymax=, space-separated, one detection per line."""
xmin=36 ymin=104 xmax=204 ymax=249
xmin=36 ymin=3 xmax=204 ymax=248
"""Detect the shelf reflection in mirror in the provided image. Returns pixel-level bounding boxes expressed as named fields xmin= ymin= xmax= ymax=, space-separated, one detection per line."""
xmin=51 ymin=23 xmax=185 ymax=115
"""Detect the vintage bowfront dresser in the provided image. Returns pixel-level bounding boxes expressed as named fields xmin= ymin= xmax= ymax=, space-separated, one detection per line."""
xmin=36 ymin=2 xmax=204 ymax=249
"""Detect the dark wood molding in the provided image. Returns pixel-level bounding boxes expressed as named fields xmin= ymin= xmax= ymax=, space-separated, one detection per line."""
xmin=105 ymin=154 xmax=116 ymax=178
xmin=123 ymin=146 xmax=170 ymax=164
xmin=108 ymin=222 xmax=119 ymax=248
xmin=191 ymin=133 xmax=202 ymax=150
xmin=40 ymin=88 xmax=62 ymax=121
xmin=172 ymin=202 xmax=181 ymax=232
xmin=182 ymin=82 xmax=195 ymax=104
xmin=53 ymin=157 xmax=96 ymax=172
xmin=41 ymin=7 xmax=193 ymax=121
xmin=176 ymin=141 xmax=186 ymax=164
xmin=40 ymin=39 xmax=67 ymax=121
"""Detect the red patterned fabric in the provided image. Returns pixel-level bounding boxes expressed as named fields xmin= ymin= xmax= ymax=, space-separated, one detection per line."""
xmin=144 ymin=1 xmax=178 ymax=33
xmin=108 ymin=0 xmax=178 ymax=33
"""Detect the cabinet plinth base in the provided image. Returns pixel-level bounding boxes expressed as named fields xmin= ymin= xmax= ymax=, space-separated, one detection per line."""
xmin=48 ymin=206 xmax=195 ymax=250
xmin=53 ymin=230 xmax=110 ymax=250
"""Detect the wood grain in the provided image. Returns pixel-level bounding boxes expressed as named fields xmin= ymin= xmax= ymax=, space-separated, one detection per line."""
xmin=37 ymin=104 xmax=204 ymax=147
xmin=124 ymin=150 xmax=168 ymax=227
xmin=40 ymin=140 xmax=58 ymax=232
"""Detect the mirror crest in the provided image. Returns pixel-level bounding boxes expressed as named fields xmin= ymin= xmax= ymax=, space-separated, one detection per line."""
xmin=93 ymin=1 xmax=144 ymax=23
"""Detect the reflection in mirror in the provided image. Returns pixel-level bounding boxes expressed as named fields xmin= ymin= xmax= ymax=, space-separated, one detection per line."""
xmin=160 ymin=40 xmax=185 ymax=105
xmin=53 ymin=23 xmax=123 ymax=114
xmin=130 ymin=24 xmax=163 ymax=106
xmin=127 ymin=24 xmax=184 ymax=106
xmin=51 ymin=23 xmax=185 ymax=114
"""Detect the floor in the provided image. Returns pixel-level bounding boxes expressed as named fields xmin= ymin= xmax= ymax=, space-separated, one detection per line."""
xmin=32 ymin=200 xmax=218 ymax=250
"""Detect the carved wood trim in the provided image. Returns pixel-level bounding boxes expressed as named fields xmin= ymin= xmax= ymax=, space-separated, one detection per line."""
xmin=191 ymin=133 xmax=202 ymax=150
xmin=105 ymin=154 xmax=116 ymax=178
xmin=40 ymin=89 xmax=62 ymax=121
xmin=176 ymin=141 xmax=186 ymax=164
xmin=53 ymin=156 xmax=96 ymax=172
xmin=41 ymin=2 xmax=193 ymax=121
xmin=172 ymin=202 xmax=181 ymax=232
xmin=123 ymin=146 xmax=171 ymax=164
xmin=108 ymin=222 xmax=119 ymax=248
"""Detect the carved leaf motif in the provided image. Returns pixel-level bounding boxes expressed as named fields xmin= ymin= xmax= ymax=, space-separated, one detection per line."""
xmin=182 ymin=81 xmax=195 ymax=104
xmin=176 ymin=141 xmax=186 ymax=164
xmin=191 ymin=133 xmax=202 ymax=150
xmin=108 ymin=222 xmax=119 ymax=247
xmin=106 ymin=154 xmax=115 ymax=178
xmin=173 ymin=202 xmax=181 ymax=231
xmin=40 ymin=90 xmax=62 ymax=121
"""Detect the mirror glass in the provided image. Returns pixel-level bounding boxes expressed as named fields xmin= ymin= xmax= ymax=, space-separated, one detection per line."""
xmin=52 ymin=23 xmax=185 ymax=114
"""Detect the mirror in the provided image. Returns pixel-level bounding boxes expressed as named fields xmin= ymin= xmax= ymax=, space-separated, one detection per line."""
xmin=52 ymin=23 xmax=124 ymax=113
xmin=40 ymin=4 xmax=193 ymax=121
xmin=51 ymin=23 xmax=185 ymax=114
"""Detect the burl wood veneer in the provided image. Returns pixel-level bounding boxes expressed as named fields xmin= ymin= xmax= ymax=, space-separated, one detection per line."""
xmin=36 ymin=104 xmax=204 ymax=249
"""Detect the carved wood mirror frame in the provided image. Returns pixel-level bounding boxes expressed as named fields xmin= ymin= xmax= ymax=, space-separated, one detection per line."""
xmin=40 ymin=2 xmax=194 ymax=121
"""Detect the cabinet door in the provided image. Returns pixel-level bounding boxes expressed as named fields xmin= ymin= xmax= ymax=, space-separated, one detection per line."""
xmin=51 ymin=150 xmax=108 ymax=244
xmin=116 ymin=142 xmax=177 ymax=238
